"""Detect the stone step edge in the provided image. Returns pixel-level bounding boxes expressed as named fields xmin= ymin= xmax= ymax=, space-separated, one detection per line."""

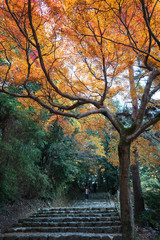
xmin=13 ymin=220 xmax=121 ymax=227
xmin=33 ymin=213 xmax=120 ymax=216
xmin=18 ymin=217 xmax=120 ymax=223
xmin=34 ymin=212 xmax=119 ymax=216
xmin=31 ymin=215 xmax=119 ymax=218
xmin=19 ymin=216 xmax=120 ymax=222
xmin=40 ymin=208 xmax=117 ymax=212
xmin=41 ymin=207 xmax=117 ymax=210
xmin=0 ymin=232 xmax=122 ymax=240
xmin=5 ymin=226 xmax=121 ymax=234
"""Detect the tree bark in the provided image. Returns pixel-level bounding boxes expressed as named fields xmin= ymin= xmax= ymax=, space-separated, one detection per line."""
xmin=131 ymin=159 xmax=145 ymax=219
xmin=1 ymin=117 xmax=14 ymax=142
xmin=118 ymin=138 xmax=135 ymax=240
xmin=128 ymin=63 xmax=145 ymax=220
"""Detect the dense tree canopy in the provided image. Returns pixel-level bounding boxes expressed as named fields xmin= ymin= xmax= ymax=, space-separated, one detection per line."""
xmin=0 ymin=0 xmax=159 ymax=123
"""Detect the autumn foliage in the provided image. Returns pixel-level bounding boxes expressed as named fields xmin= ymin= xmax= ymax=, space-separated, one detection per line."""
xmin=0 ymin=1 xmax=159 ymax=118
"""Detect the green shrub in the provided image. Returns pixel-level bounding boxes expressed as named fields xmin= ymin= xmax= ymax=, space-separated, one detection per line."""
xmin=0 ymin=138 xmax=53 ymax=202
xmin=140 ymin=168 xmax=160 ymax=229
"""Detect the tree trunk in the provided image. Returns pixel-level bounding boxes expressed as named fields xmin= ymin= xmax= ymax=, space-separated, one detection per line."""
xmin=118 ymin=138 xmax=135 ymax=240
xmin=131 ymin=159 xmax=145 ymax=219
xmin=128 ymin=63 xmax=145 ymax=221
xmin=1 ymin=117 xmax=14 ymax=142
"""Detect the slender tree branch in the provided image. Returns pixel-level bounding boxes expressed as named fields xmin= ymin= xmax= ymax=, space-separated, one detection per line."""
xmin=140 ymin=0 xmax=160 ymax=49
xmin=84 ymin=34 xmax=160 ymax=63
xmin=0 ymin=42 xmax=11 ymax=87
xmin=100 ymin=55 xmax=108 ymax=104
xmin=5 ymin=0 xmax=36 ymax=48
xmin=150 ymin=83 xmax=160 ymax=97
xmin=27 ymin=0 xmax=101 ymax=104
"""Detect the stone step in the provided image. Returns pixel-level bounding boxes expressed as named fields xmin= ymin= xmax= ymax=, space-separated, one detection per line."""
xmin=19 ymin=216 xmax=120 ymax=223
xmin=13 ymin=220 xmax=121 ymax=228
xmin=6 ymin=226 xmax=121 ymax=234
xmin=38 ymin=209 xmax=117 ymax=214
xmin=40 ymin=207 xmax=116 ymax=212
xmin=41 ymin=207 xmax=116 ymax=211
xmin=1 ymin=198 xmax=122 ymax=240
xmin=0 ymin=232 xmax=122 ymax=240
xmin=31 ymin=212 xmax=119 ymax=218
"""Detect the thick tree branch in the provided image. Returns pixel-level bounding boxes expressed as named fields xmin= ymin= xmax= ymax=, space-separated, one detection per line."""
xmin=127 ymin=112 xmax=160 ymax=141
xmin=101 ymin=107 xmax=122 ymax=133
xmin=0 ymin=86 xmax=103 ymax=118
xmin=135 ymin=69 xmax=160 ymax=127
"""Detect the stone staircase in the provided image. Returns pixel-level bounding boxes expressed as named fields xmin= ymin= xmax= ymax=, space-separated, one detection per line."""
xmin=0 ymin=193 xmax=122 ymax=240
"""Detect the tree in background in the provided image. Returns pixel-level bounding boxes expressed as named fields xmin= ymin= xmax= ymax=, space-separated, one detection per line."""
xmin=0 ymin=94 xmax=51 ymax=202
xmin=0 ymin=94 xmax=85 ymax=203
xmin=39 ymin=122 xmax=81 ymax=196
xmin=0 ymin=1 xmax=160 ymax=238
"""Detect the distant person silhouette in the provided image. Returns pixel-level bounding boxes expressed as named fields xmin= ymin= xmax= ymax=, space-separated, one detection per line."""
xmin=85 ymin=185 xmax=90 ymax=200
